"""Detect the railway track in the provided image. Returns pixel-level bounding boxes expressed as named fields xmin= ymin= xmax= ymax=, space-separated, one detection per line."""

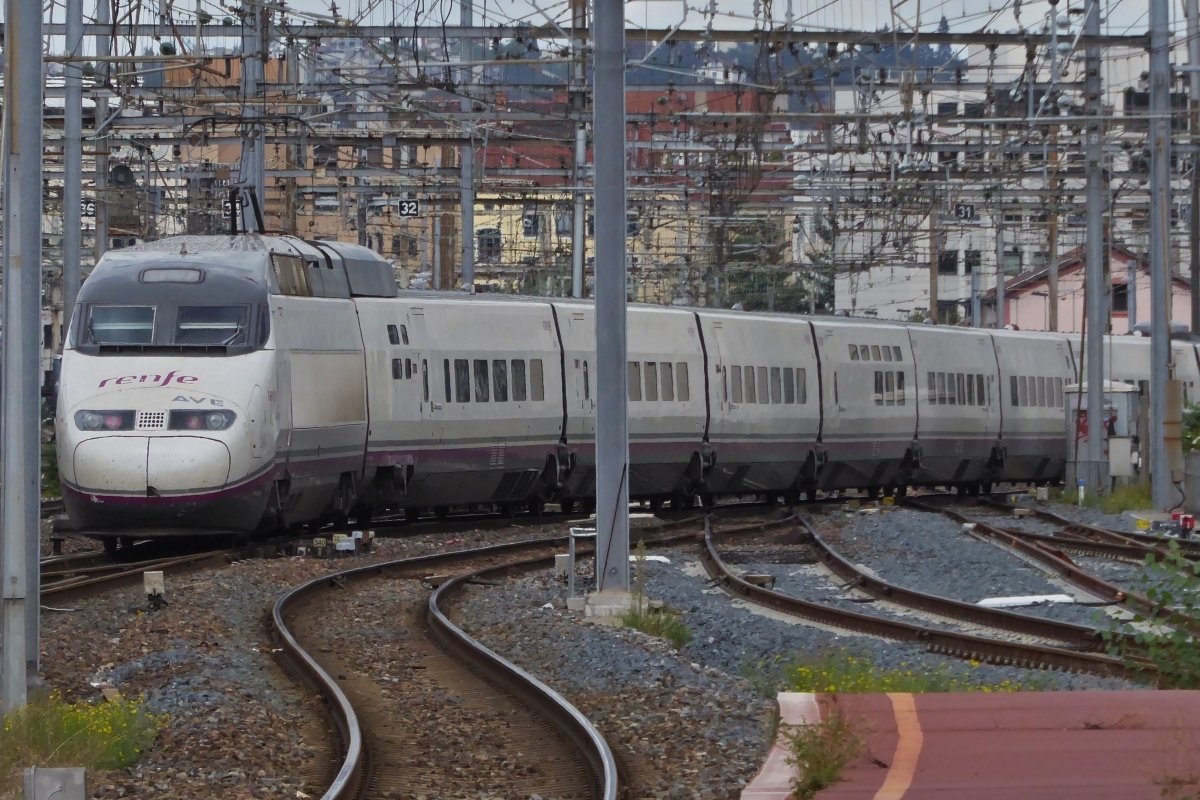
xmin=904 ymin=497 xmax=1200 ymax=634
xmin=700 ymin=515 xmax=1143 ymax=679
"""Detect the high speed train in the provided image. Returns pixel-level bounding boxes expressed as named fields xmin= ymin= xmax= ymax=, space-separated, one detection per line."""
xmin=55 ymin=234 xmax=1197 ymax=539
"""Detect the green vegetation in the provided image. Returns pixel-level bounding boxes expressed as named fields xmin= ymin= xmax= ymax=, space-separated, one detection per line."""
xmin=0 ymin=693 xmax=161 ymax=796
xmin=785 ymin=708 xmax=865 ymax=800
xmin=41 ymin=438 xmax=60 ymax=500
xmin=744 ymin=649 xmax=1046 ymax=696
xmin=1082 ymin=482 xmax=1154 ymax=515
xmin=619 ymin=540 xmax=692 ymax=650
xmin=1104 ymin=541 xmax=1200 ymax=688
xmin=1184 ymin=402 xmax=1200 ymax=452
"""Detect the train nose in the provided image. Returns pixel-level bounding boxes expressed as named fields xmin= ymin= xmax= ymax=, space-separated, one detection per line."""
xmin=73 ymin=436 xmax=231 ymax=494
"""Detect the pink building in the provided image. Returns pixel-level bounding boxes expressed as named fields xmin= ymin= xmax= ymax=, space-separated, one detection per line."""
xmin=997 ymin=246 xmax=1193 ymax=334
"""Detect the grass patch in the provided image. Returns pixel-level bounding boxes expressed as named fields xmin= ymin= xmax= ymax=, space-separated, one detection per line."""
xmin=785 ymin=707 xmax=865 ymax=800
xmin=619 ymin=606 xmax=692 ymax=649
xmin=744 ymin=649 xmax=1046 ymax=695
xmin=1083 ymin=483 xmax=1154 ymax=515
xmin=0 ymin=693 xmax=162 ymax=796
xmin=41 ymin=438 xmax=61 ymax=500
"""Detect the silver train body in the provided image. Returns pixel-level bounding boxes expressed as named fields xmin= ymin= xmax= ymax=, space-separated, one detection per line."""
xmin=56 ymin=235 xmax=1197 ymax=536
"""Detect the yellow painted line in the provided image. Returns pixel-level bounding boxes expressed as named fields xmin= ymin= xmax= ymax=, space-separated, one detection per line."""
xmin=873 ymin=693 xmax=924 ymax=800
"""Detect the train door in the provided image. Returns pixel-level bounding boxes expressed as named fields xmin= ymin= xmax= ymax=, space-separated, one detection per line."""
xmin=566 ymin=310 xmax=595 ymax=439
xmin=409 ymin=309 xmax=440 ymax=445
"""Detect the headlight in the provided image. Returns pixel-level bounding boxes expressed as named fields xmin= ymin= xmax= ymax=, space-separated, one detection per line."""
xmin=168 ymin=409 xmax=236 ymax=431
xmin=74 ymin=410 xmax=134 ymax=431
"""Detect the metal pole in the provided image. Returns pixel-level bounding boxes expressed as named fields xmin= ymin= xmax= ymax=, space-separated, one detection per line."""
xmin=459 ymin=0 xmax=474 ymax=290
xmin=995 ymin=221 xmax=1006 ymax=327
xmin=971 ymin=264 xmax=981 ymax=326
xmin=928 ymin=204 xmax=938 ymax=322
xmin=93 ymin=0 xmax=111 ymax=260
xmin=2 ymin=0 xmax=45 ymax=709
xmin=1188 ymin=0 xmax=1200 ymax=335
xmin=240 ymin=3 xmax=265 ymax=232
xmin=572 ymin=126 xmax=587 ymax=298
xmin=64 ymin=0 xmax=83 ymax=335
xmin=1149 ymin=0 xmax=1172 ymax=508
xmin=1082 ymin=0 xmax=1107 ymax=495
xmin=1130 ymin=244 xmax=1139 ymax=328
xmin=593 ymin=0 xmax=630 ymax=595
xmin=1048 ymin=0 xmax=1060 ymax=333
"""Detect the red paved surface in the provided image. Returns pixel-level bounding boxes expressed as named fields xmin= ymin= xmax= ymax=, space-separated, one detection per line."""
xmin=743 ymin=691 xmax=1200 ymax=800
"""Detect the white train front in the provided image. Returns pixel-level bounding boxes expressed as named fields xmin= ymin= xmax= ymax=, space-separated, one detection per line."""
xmin=56 ymin=234 xmax=1198 ymax=537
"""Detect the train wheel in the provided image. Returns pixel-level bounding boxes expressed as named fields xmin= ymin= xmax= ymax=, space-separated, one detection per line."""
xmin=405 ymin=507 xmax=421 ymax=523
xmin=649 ymin=497 xmax=664 ymax=514
xmin=103 ymin=538 xmax=118 ymax=557
xmin=980 ymin=482 xmax=993 ymax=496
xmin=561 ymin=498 xmax=576 ymax=514
xmin=499 ymin=502 xmax=515 ymax=519
xmin=434 ymin=506 xmax=450 ymax=521
xmin=355 ymin=508 xmax=372 ymax=528
xmin=582 ymin=497 xmax=596 ymax=514
xmin=896 ymin=485 xmax=907 ymax=498
xmin=867 ymin=486 xmax=880 ymax=500
xmin=528 ymin=498 xmax=544 ymax=517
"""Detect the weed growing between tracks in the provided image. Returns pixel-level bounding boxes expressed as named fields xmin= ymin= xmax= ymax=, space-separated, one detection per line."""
xmin=0 ymin=692 xmax=161 ymax=796
xmin=784 ymin=707 xmax=865 ymax=800
xmin=743 ymin=649 xmax=1048 ymax=696
xmin=620 ymin=540 xmax=693 ymax=649
xmin=1082 ymin=483 xmax=1155 ymax=515
xmin=1104 ymin=541 xmax=1200 ymax=688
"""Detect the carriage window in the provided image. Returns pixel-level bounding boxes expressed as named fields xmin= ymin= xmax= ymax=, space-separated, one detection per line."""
xmin=493 ymin=360 xmax=508 ymax=402
xmin=676 ymin=362 xmax=690 ymax=401
xmin=896 ymin=371 xmax=906 ymax=405
xmin=874 ymin=371 xmax=884 ymax=405
xmin=797 ymin=368 xmax=808 ymax=404
xmin=757 ymin=367 xmax=769 ymax=404
xmin=1054 ymin=377 xmax=1063 ymax=407
xmin=473 ymin=360 xmax=490 ymax=402
xmin=966 ymin=374 xmax=975 ymax=405
xmin=976 ymin=374 xmax=985 ymax=406
xmin=661 ymin=362 xmax=674 ymax=401
xmin=885 ymin=371 xmax=895 ymax=405
xmin=1018 ymin=376 xmax=1029 ymax=407
xmin=937 ymin=372 xmax=947 ymax=404
xmin=530 ymin=359 xmax=545 ymax=401
xmin=400 ymin=325 xmax=409 ymax=345
xmin=731 ymin=366 xmax=744 ymax=403
xmin=628 ymin=362 xmax=642 ymax=401
xmin=391 ymin=358 xmax=403 ymax=380
xmin=387 ymin=324 xmax=401 ymax=344
xmin=849 ymin=344 xmax=860 ymax=360
xmin=1010 ymin=375 xmax=1019 ymax=406
xmin=405 ymin=358 xmax=412 ymax=379
xmin=882 ymin=346 xmax=893 ymax=362
xmin=859 ymin=345 xmax=870 ymax=360
xmin=893 ymin=346 xmax=903 ymax=361
xmin=948 ymin=373 xmax=957 ymax=405
xmin=453 ymin=359 xmax=471 ymax=402
xmin=871 ymin=345 xmax=881 ymax=361
xmin=583 ymin=361 xmax=591 ymax=400
xmin=512 ymin=359 xmax=528 ymax=401
xmin=175 ymin=306 xmax=248 ymax=345
xmin=783 ymin=368 xmax=795 ymax=404
xmin=443 ymin=359 xmax=452 ymax=402
xmin=422 ymin=360 xmax=429 ymax=401
xmin=745 ymin=367 xmax=757 ymax=404
xmin=928 ymin=372 xmax=937 ymax=403
xmin=645 ymin=362 xmax=659 ymax=401
xmin=1037 ymin=376 xmax=1046 ymax=407
xmin=770 ymin=367 xmax=782 ymax=403
xmin=956 ymin=374 xmax=965 ymax=406
xmin=721 ymin=366 xmax=729 ymax=403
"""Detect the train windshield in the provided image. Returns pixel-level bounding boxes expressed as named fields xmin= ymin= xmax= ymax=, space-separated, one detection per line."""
xmin=85 ymin=306 xmax=155 ymax=345
xmin=175 ymin=306 xmax=248 ymax=345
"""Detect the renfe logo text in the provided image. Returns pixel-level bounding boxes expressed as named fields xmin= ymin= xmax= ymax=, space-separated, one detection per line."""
xmin=98 ymin=371 xmax=199 ymax=388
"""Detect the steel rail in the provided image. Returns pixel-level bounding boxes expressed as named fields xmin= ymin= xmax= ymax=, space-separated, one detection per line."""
xmin=429 ymin=563 xmax=618 ymax=800
xmin=699 ymin=516 xmax=1139 ymax=679
xmin=795 ymin=516 xmax=1112 ymax=650
xmin=40 ymin=551 xmax=231 ymax=601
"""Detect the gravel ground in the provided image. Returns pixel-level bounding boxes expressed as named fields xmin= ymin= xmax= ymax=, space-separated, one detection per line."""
xmin=38 ymin=519 xmax=587 ymax=800
xmin=812 ymin=508 xmax=1114 ymax=628
xmin=448 ymin=570 xmax=776 ymax=800
xmin=449 ymin=541 xmax=1132 ymax=800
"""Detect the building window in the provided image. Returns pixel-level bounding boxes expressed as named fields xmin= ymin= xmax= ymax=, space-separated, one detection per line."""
xmin=1112 ymin=283 xmax=1129 ymax=312
xmin=937 ymin=250 xmax=959 ymax=274
xmin=964 ymin=250 xmax=982 ymax=270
